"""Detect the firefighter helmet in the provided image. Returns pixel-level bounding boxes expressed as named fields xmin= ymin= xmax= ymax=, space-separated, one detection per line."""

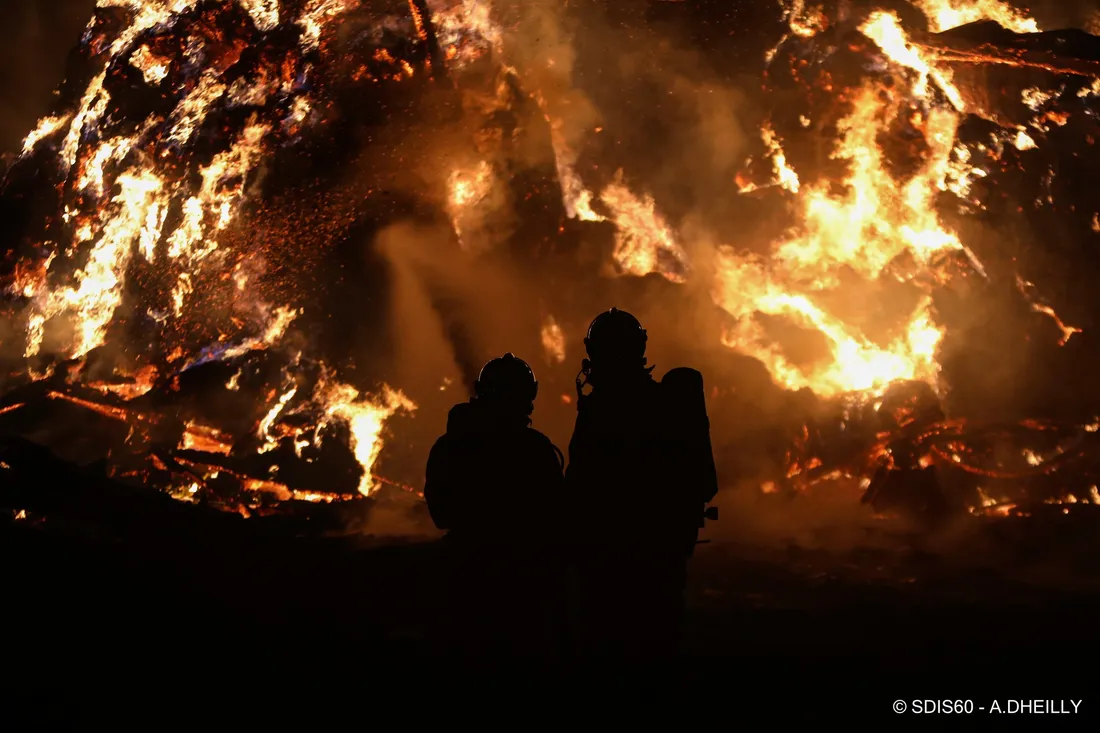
xmin=475 ymin=353 xmax=538 ymax=404
xmin=584 ymin=308 xmax=647 ymax=363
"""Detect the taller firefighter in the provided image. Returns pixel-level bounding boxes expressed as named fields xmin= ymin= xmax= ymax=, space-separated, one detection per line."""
xmin=566 ymin=308 xmax=719 ymax=659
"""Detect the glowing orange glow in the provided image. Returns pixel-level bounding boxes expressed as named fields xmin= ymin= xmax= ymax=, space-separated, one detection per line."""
xmin=47 ymin=391 xmax=132 ymax=422
xmin=541 ymin=317 xmax=566 ymax=364
xmin=180 ymin=423 xmax=234 ymax=455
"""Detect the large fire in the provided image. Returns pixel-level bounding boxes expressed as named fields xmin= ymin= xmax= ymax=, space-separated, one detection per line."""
xmin=2 ymin=0 xmax=1100 ymax=521
xmin=719 ymin=4 xmax=1074 ymax=399
xmin=3 ymin=0 xmax=429 ymax=512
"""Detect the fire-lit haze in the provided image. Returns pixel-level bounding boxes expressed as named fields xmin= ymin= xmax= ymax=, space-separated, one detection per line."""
xmin=2 ymin=0 xmax=1100 ymax=526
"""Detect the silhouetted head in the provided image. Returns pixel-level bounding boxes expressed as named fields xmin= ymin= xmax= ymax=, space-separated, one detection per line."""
xmin=474 ymin=353 xmax=538 ymax=419
xmin=583 ymin=308 xmax=652 ymax=383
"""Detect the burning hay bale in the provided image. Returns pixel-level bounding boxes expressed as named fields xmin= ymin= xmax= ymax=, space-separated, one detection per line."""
xmin=709 ymin=0 xmax=1100 ymax=520
xmin=0 ymin=1 xmax=441 ymax=519
xmin=2 ymin=0 xmax=1100 ymax=531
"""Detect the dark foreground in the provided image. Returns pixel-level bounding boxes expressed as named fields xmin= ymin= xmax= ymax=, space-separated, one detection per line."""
xmin=3 ymin=471 xmax=1100 ymax=723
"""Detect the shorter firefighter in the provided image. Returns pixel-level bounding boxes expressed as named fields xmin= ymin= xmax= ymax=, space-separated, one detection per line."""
xmin=424 ymin=353 xmax=565 ymax=659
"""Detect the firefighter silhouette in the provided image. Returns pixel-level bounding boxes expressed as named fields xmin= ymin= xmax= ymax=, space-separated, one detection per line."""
xmin=424 ymin=353 xmax=565 ymax=659
xmin=567 ymin=308 xmax=719 ymax=659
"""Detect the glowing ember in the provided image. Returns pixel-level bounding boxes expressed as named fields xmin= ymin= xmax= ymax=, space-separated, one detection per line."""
xmin=47 ymin=392 xmax=132 ymax=422
xmin=180 ymin=423 xmax=234 ymax=455
xmin=1014 ymin=129 xmax=1038 ymax=150
xmin=88 ymin=365 xmax=159 ymax=400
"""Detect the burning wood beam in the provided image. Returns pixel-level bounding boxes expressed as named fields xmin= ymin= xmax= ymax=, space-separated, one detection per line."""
xmin=408 ymin=0 xmax=448 ymax=80
xmin=914 ymin=44 xmax=1100 ymax=78
xmin=46 ymin=392 xmax=134 ymax=423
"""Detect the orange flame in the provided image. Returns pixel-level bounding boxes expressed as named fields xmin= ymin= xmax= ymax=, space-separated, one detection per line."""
xmin=911 ymin=0 xmax=1040 ymax=34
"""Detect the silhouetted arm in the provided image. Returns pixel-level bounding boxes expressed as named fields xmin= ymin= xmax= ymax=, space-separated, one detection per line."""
xmin=423 ymin=436 xmax=453 ymax=530
xmin=540 ymin=438 xmax=565 ymax=484
xmin=564 ymin=405 xmax=591 ymax=486
xmin=696 ymin=414 xmax=719 ymax=504
xmin=532 ymin=435 xmax=567 ymax=536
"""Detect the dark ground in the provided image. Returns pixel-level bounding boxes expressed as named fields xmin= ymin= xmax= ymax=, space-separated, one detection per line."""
xmin=3 ymin=485 xmax=1100 ymax=724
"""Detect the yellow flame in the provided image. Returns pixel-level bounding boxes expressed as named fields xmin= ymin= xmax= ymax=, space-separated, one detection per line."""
xmin=446 ymin=160 xmax=502 ymax=250
xmin=537 ymin=98 xmax=604 ymax=222
xmin=20 ymin=114 xmax=72 ymax=156
xmin=763 ymin=125 xmax=800 ymax=193
xmin=738 ymin=124 xmax=801 ymax=194
xmin=718 ymin=70 xmax=964 ymax=396
xmin=167 ymin=119 xmax=270 ymax=310
xmin=317 ymin=382 xmax=418 ymax=496
xmin=861 ymin=11 xmax=965 ymax=111
xmin=61 ymin=2 xmax=202 ymax=170
xmin=241 ymin=0 xmax=280 ymax=31
xmin=782 ymin=0 xmax=828 ymax=38
xmin=7 ymin=0 xmax=426 ymax=510
xmin=541 ymin=316 xmax=566 ymax=364
xmin=258 ymin=386 xmax=298 ymax=453
xmin=27 ymin=168 xmax=167 ymax=358
xmin=23 ymin=2 xmax=296 ymax=362
xmin=910 ymin=0 xmax=1040 ymax=34
xmin=131 ymin=45 xmax=171 ymax=84
xmin=298 ymin=0 xmax=356 ymax=49
xmin=601 ymin=171 xmax=689 ymax=283
xmin=167 ymin=72 xmax=227 ymax=145
xmin=433 ymin=0 xmax=505 ymax=68
xmin=449 ymin=161 xmax=494 ymax=209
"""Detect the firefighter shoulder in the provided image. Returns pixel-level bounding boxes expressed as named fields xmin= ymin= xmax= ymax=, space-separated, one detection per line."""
xmin=423 ymin=354 xmax=563 ymax=535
